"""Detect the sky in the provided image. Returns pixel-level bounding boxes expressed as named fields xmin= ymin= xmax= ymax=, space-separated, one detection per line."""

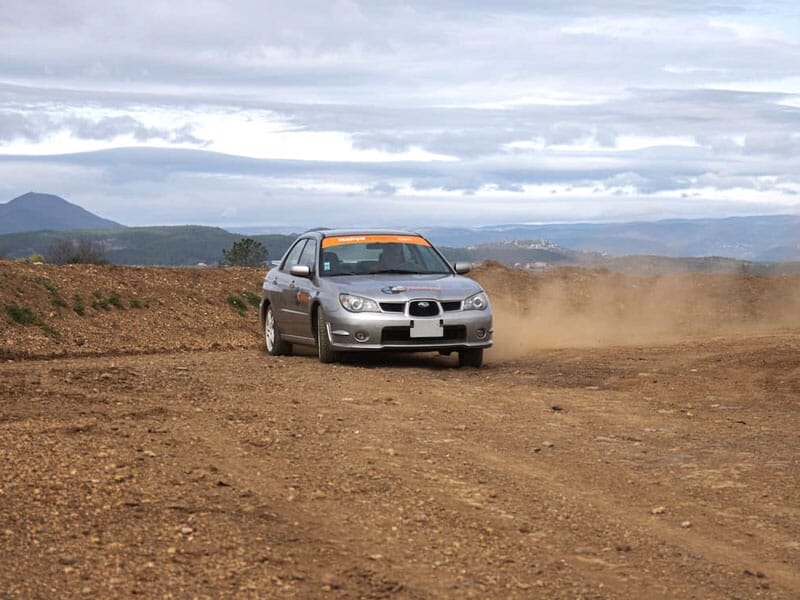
xmin=1 ymin=0 xmax=800 ymax=229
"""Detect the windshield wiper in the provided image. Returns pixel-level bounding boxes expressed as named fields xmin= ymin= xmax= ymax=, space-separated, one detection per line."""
xmin=369 ymin=268 xmax=420 ymax=274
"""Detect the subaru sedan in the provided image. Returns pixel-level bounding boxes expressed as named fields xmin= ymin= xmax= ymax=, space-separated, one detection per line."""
xmin=260 ymin=229 xmax=492 ymax=366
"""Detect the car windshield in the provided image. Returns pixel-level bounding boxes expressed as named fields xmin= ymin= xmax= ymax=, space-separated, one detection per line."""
xmin=319 ymin=235 xmax=452 ymax=277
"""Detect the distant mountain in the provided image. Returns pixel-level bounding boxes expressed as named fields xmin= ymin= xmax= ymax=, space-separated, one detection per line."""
xmin=0 ymin=192 xmax=125 ymax=234
xmin=420 ymin=215 xmax=800 ymax=261
xmin=756 ymin=244 xmax=800 ymax=262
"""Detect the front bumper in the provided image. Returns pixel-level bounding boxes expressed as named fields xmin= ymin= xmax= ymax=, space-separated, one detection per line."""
xmin=324 ymin=308 xmax=493 ymax=351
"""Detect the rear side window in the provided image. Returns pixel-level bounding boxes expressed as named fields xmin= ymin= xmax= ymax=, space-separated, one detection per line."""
xmin=281 ymin=239 xmax=308 ymax=271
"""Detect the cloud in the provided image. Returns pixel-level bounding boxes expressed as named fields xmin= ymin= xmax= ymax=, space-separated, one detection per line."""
xmin=0 ymin=111 xmax=48 ymax=141
xmin=63 ymin=115 xmax=206 ymax=144
xmin=0 ymin=107 xmax=206 ymax=146
xmin=1 ymin=1 xmax=800 ymax=226
xmin=367 ymin=182 xmax=398 ymax=195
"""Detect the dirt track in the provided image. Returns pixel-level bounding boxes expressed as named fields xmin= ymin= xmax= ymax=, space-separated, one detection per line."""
xmin=2 ymin=262 xmax=800 ymax=598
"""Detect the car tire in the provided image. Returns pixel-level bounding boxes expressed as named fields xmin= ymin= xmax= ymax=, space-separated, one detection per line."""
xmin=316 ymin=308 xmax=339 ymax=364
xmin=265 ymin=305 xmax=291 ymax=356
xmin=458 ymin=348 xmax=483 ymax=368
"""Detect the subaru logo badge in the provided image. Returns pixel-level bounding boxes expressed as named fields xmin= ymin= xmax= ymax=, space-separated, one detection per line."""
xmin=417 ymin=301 xmax=430 ymax=308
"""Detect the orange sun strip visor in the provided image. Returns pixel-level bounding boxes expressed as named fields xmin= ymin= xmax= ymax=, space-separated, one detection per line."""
xmin=321 ymin=234 xmax=431 ymax=248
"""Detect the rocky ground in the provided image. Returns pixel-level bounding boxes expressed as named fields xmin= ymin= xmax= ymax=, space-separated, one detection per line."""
xmin=1 ymin=260 xmax=799 ymax=598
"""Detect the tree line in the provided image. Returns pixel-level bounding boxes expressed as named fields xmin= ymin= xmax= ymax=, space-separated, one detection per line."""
xmin=0 ymin=236 xmax=270 ymax=267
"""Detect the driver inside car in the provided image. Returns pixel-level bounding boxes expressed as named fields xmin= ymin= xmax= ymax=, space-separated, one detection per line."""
xmin=375 ymin=244 xmax=407 ymax=271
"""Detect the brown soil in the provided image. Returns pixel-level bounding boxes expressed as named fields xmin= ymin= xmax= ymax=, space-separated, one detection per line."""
xmin=2 ymin=260 xmax=799 ymax=598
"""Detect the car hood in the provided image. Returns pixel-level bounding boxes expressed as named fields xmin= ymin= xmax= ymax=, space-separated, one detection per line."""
xmin=322 ymin=273 xmax=483 ymax=301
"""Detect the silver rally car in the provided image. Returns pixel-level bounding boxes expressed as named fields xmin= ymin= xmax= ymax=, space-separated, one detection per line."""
xmin=260 ymin=229 xmax=493 ymax=367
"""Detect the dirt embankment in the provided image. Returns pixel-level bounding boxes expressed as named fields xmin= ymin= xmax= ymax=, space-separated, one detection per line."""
xmin=3 ymin=260 xmax=800 ymax=361
xmin=0 ymin=261 xmax=264 ymax=359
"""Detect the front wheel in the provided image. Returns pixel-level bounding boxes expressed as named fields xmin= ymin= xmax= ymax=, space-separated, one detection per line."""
xmin=265 ymin=305 xmax=291 ymax=356
xmin=458 ymin=348 xmax=483 ymax=368
xmin=316 ymin=308 xmax=339 ymax=364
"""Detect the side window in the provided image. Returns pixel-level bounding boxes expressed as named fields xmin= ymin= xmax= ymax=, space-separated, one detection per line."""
xmin=298 ymin=239 xmax=317 ymax=270
xmin=281 ymin=239 xmax=307 ymax=271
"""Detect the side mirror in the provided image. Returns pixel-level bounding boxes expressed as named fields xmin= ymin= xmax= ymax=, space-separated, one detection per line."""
xmin=453 ymin=262 xmax=471 ymax=275
xmin=290 ymin=265 xmax=311 ymax=278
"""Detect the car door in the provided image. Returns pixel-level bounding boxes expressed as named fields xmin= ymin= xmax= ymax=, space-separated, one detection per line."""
xmin=286 ymin=238 xmax=318 ymax=340
xmin=271 ymin=239 xmax=307 ymax=337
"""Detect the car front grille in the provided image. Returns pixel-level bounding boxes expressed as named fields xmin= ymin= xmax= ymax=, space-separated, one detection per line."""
xmin=379 ymin=302 xmax=405 ymax=313
xmin=380 ymin=300 xmax=462 ymax=314
xmin=381 ymin=325 xmax=467 ymax=345
xmin=409 ymin=300 xmax=440 ymax=317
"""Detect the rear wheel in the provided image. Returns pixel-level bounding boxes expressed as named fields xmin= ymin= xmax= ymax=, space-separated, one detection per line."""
xmin=316 ymin=308 xmax=339 ymax=364
xmin=265 ymin=305 xmax=291 ymax=356
xmin=458 ymin=348 xmax=483 ymax=368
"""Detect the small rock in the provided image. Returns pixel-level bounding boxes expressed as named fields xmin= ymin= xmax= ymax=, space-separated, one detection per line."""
xmin=321 ymin=574 xmax=342 ymax=590
xmin=59 ymin=554 xmax=77 ymax=565
xmin=616 ymin=544 xmax=632 ymax=552
xmin=744 ymin=569 xmax=767 ymax=578
xmin=551 ymin=405 xmax=563 ymax=412
xmin=542 ymin=441 xmax=555 ymax=448
xmin=180 ymin=526 xmax=193 ymax=535
xmin=651 ymin=506 xmax=666 ymax=515
xmin=681 ymin=521 xmax=692 ymax=528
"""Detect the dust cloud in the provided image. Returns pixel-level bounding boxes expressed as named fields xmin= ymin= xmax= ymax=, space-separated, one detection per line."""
xmin=475 ymin=266 xmax=800 ymax=360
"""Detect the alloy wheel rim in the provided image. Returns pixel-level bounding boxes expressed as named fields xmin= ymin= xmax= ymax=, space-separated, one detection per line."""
xmin=265 ymin=309 xmax=275 ymax=351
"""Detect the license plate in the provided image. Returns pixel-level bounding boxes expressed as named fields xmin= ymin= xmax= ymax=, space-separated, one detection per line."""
xmin=410 ymin=319 xmax=443 ymax=338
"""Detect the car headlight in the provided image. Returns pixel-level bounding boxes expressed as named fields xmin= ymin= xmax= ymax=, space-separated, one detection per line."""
xmin=463 ymin=291 xmax=489 ymax=311
xmin=339 ymin=293 xmax=380 ymax=312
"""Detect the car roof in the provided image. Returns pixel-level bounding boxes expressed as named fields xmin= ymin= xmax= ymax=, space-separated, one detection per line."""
xmin=303 ymin=228 xmax=423 ymax=239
